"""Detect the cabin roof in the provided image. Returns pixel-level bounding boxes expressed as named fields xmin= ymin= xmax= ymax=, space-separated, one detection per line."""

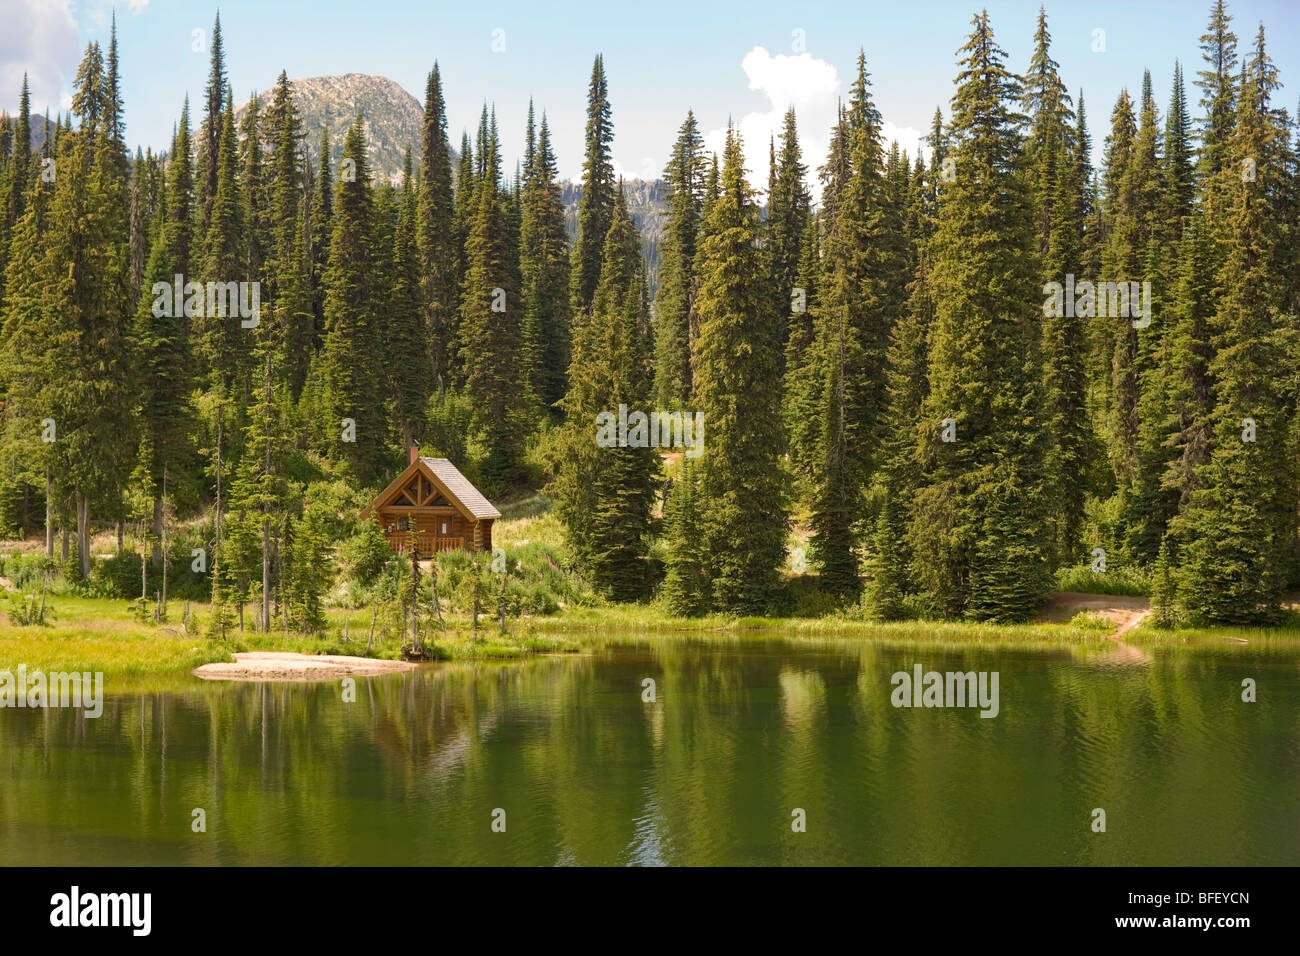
xmin=363 ymin=456 xmax=500 ymax=521
xmin=419 ymin=457 xmax=500 ymax=519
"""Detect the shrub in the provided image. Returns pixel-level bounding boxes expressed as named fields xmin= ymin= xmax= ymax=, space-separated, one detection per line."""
xmin=1054 ymin=564 xmax=1150 ymax=597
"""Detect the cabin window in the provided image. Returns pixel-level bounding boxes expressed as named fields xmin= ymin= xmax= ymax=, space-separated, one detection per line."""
xmin=441 ymin=521 xmax=448 ymax=535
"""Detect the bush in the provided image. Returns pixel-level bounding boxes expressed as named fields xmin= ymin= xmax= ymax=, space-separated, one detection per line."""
xmin=3 ymin=591 xmax=53 ymax=626
xmin=1068 ymin=610 xmax=1115 ymax=631
xmin=92 ymin=529 xmax=213 ymax=602
xmin=336 ymin=521 xmax=391 ymax=590
xmin=0 ymin=550 xmax=55 ymax=590
xmin=1054 ymin=564 xmax=1150 ymax=596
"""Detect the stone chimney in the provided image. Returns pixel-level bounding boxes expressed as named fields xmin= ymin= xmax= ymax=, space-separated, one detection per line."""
xmin=408 ymin=444 xmax=420 ymax=465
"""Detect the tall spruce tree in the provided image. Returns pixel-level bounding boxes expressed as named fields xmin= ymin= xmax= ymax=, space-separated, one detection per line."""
xmin=457 ymin=110 xmax=527 ymax=488
xmin=909 ymin=12 xmax=1051 ymax=621
xmin=390 ymin=149 xmax=431 ymax=450
xmin=1176 ymin=25 xmax=1296 ymax=624
xmin=807 ymin=52 xmax=899 ymax=597
xmin=418 ymin=64 xmax=459 ymax=391
xmin=570 ymin=55 xmax=616 ymax=316
xmin=685 ymin=127 xmax=787 ymax=613
xmin=1196 ymin=0 xmax=1239 ymax=179
xmin=767 ymin=108 xmax=810 ymax=355
xmin=322 ymin=116 xmax=386 ymax=484
xmin=197 ymin=12 xmax=225 ymax=231
xmin=554 ymin=186 xmax=655 ymax=598
xmin=519 ymin=111 xmax=571 ymax=414
xmin=652 ymin=110 xmax=705 ymax=408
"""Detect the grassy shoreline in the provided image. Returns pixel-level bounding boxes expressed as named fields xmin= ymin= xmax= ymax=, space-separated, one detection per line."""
xmin=2 ymin=591 xmax=1295 ymax=677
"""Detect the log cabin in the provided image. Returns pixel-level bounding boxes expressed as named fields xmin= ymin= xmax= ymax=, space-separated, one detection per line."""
xmin=362 ymin=448 xmax=500 ymax=557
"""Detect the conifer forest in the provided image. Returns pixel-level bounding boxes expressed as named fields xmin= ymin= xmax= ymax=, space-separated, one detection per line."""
xmin=0 ymin=0 xmax=1297 ymax=633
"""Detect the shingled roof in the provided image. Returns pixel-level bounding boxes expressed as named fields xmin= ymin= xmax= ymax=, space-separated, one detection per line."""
xmin=420 ymin=457 xmax=501 ymax=519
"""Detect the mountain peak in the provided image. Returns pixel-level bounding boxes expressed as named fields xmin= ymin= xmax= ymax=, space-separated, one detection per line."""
xmin=237 ymin=73 xmax=425 ymax=186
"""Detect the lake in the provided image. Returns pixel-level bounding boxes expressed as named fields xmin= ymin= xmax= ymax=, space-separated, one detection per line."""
xmin=1 ymin=636 xmax=1296 ymax=865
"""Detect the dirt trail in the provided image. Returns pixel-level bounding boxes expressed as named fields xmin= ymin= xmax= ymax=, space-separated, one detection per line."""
xmin=1041 ymin=591 xmax=1152 ymax=662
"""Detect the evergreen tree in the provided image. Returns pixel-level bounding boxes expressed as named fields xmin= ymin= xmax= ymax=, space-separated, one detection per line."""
xmin=322 ymin=116 xmax=386 ymax=484
xmin=197 ymin=12 xmax=226 ymax=230
xmin=309 ymin=126 xmax=332 ymax=347
xmin=198 ymin=91 xmax=248 ymax=387
xmin=554 ymin=186 xmax=655 ymax=598
xmin=909 ymin=11 xmax=1051 ymax=621
xmin=1176 ymin=25 xmax=1295 ymax=624
xmin=264 ymin=71 xmax=312 ymax=396
xmin=389 ymin=149 xmax=431 ymax=449
xmin=687 ymin=127 xmax=787 ymax=613
xmin=519 ymin=111 xmax=571 ymax=413
xmin=767 ymin=108 xmax=810 ymax=355
xmin=652 ymin=110 xmax=705 ymax=407
xmin=133 ymin=103 xmax=196 ymax=559
xmin=807 ymin=52 xmax=900 ymax=597
xmin=660 ymin=456 xmax=708 ymax=615
xmin=0 ymin=74 xmax=32 ymax=304
xmin=1196 ymin=0 xmax=1239 ymax=179
xmin=418 ymin=64 xmax=459 ymax=390
xmin=457 ymin=110 xmax=526 ymax=488
xmin=783 ymin=210 xmax=824 ymax=499
xmin=570 ymin=55 xmax=616 ymax=316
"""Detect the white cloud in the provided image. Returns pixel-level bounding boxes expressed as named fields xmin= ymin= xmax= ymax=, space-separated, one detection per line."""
xmin=882 ymin=121 xmax=926 ymax=165
xmin=703 ymin=46 xmax=841 ymax=203
xmin=79 ymin=0 xmax=152 ymax=30
xmin=0 ymin=0 xmax=80 ymax=117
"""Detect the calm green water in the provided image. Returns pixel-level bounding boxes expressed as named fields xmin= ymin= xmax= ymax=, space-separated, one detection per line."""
xmin=1 ymin=637 xmax=1297 ymax=865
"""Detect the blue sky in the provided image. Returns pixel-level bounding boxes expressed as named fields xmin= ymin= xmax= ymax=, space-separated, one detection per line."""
xmin=4 ymin=0 xmax=1299 ymax=192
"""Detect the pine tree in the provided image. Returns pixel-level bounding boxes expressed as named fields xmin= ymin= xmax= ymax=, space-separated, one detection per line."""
xmin=870 ymin=197 xmax=939 ymax=617
xmin=197 ymin=12 xmax=226 ymax=230
xmin=198 ymin=91 xmax=247 ymax=387
xmin=264 ymin=71 xmax=312 ymax=397
xmin=309 ymin=126 xmax=332 ymax=347
xmin=652 ymin=110 xmax=705 ymax=408
xmin=1176 ymin=25 xmax=1295 ymax=624
xmin=660 ymin=456 xmax=708 ymax=615
xmin=767 ymin=108 xmax=810 ymax=355
xmin=570 ymin=55 xmax=615 ymax=316
xmin=19 ymin=43 xmax=134 ymax=577
xmin=909 ymin=11 xmax=1051 ymax=621
xmin=519 ymin=110 xmax=571 ymax=413
xmin=0 ymin=73 xmax=32 ymax=304
xmin=555 ymin=186 xmax=655 ymax=598
xmin=389 ymin=149 xmax=431 ymax=449
xmin=807 ymin=52 xmax=899 ymax=597
xmin=418 ymin=64 xmax=459 ymax=390
xmin=237 ymin=91 xmax=267 ymax=281
xmin=1196 ymin=0 xmax=1239 ymax=179
xmin=457 ymin=110 xmax=526 ymax=488
xmin=782 ymin=211 xmax=824 ymax=497
xmin=687 ymin=127 xmax=787 ymax=613
xmin=133 ymin=102 xmax=196 ymax=561
xmin=322 ymin=116 xmax=386 ymax=484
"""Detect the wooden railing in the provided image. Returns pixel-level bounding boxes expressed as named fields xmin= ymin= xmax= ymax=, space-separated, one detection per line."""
xmin=388 ymin=533 xmax=465 ymax=556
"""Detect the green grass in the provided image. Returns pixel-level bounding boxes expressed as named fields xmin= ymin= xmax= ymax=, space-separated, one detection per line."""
xmin=530 ymin=600 xmax=1115 ymax=647
xmin=1130 ymin=620 xmax=1300 ymax=646
xmin=0 ymin=594 xmax=575 ymax=673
